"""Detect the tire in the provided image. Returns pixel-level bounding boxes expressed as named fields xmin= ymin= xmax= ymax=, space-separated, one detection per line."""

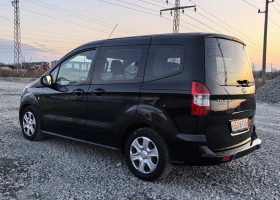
xmin=20 ymin=106 xmax=45 ymax=141
xmin=125 ymin=128 xmax=172 ymax=181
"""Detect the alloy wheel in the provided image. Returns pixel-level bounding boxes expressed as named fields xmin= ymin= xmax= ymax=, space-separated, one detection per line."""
xmin=22 ymin=111 xmax=36 ymax=136
xmin=130 ymin=137 xmax=159 ymax=174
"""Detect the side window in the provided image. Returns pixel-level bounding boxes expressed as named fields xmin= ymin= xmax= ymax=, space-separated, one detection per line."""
xmin=93 ymin=46 xmax=147 ymax=84
xmin=56 ymin=50 xmax=96 ymax=85
xmin=145 ymin=45 xmax=185 ymax=82
xmin=50 ymin=67 xmax=59 ymax=83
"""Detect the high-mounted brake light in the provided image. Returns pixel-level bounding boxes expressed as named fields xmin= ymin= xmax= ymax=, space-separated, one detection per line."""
xmin=191 ymin=81 xmax=210 ymax=116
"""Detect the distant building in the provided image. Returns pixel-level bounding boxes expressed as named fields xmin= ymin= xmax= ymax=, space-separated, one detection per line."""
xmin=21 ymin=62 xmax=50 ymax=71
xmin=50 ymin=60 xmax=58 ymax=67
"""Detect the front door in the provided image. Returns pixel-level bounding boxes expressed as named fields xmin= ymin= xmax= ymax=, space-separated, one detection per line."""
xmin=41 ymin=49 xmax=97 ymax=140
xmin=86 ymin=45 xmax=149 ymax=147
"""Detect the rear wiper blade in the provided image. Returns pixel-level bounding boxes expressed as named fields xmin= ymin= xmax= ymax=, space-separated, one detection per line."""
xmin=237 ymin=80 xmax=249 ymax=84
xmin=237 ymin=79 xmax=254 ymax=86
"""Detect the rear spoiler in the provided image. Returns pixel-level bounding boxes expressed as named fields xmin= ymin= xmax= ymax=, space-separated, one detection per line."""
xmin=205 ymin=34 xmax=246 ymax=46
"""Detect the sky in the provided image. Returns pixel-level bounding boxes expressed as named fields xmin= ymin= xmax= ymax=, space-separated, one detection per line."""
xmin=0 ymin=0 xmax=279 ymax=70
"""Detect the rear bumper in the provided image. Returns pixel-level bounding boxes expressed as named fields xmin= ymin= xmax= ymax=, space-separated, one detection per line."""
xmin=169 ymin=126 xmax=261 ymax=165
xmin=198 ymin=138 xmax=261 ymax=165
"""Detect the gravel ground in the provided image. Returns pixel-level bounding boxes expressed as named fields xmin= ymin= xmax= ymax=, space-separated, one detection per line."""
xmin=0 ymin=78 xmax=279 ymax=200
xmin=256 ymin=76 xmax=280 ymax=103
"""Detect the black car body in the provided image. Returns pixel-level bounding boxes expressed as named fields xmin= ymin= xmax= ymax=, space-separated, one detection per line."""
xmin=19 ymin=33 xmax=261 ymax=181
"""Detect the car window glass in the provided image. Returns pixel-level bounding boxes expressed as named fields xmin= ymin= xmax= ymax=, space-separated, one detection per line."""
xmin=56 ymin=50 xmax=96 ymax=86
xmin=205 ymin=38 xmax=253 ymax=86
xmin=50 ymin=67 xmax=59 ymax=83
xmin=93 ymin=46 xmax=146 ymax=84
xmin=145 ymin=45 xmax=184 ymax=82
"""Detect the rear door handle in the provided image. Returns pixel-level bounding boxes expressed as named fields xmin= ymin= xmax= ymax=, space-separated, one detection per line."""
xmin=73 ymin=89 xmax=84 ymax=96
xmin=91 ymin=88 xmax=105 ymax=96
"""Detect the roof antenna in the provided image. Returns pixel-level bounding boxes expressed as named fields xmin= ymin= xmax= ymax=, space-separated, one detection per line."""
xmin=108 ymin=23 xmax=118 ymax=39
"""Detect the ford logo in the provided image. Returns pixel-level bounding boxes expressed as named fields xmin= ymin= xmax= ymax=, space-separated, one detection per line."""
xmin=241 ymin=88 xmax=247 ymax=94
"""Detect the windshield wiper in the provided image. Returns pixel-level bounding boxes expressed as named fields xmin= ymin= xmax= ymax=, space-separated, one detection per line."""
xmin=237 ymin=79 xmax=254 ymax=87
xmin=217 ymin=41 xmax=228 ymax=86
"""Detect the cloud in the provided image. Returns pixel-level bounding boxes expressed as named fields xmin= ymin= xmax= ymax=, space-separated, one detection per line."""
xmin=0 ymin=16 xmax=10 ymax=21
xmin=0 ymin=38 xmax=63 ymax=63
xmin=32 ymin=42 xmax=55 ymax=52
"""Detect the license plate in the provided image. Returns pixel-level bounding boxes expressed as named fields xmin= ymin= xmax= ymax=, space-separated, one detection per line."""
xmin=231 ymin=118 xmax=249 ymax=133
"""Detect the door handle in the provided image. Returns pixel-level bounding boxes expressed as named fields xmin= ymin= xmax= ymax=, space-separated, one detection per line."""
xmin=73 ymin=89 xmax=84 ymax=96
xmin=91 ymin=88 xmax=105 ymax=96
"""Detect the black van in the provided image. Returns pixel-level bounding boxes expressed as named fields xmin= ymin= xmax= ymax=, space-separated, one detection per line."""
xmin=19 ymin=33 xmax=261 ymax=181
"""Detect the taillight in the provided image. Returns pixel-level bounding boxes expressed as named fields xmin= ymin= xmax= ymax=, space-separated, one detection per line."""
xmin=191 ymin=81 xmax=210 ymax=116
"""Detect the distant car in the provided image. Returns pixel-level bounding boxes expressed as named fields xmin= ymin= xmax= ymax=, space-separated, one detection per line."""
xmin=19 ymin=33 xmax=261 ymax=181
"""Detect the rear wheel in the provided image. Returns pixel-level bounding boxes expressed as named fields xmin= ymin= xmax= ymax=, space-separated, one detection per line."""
xmin=21 ymin=106 xmax=45 ymax=141
xmin=125 ymin=128 xmax=172 ymax=181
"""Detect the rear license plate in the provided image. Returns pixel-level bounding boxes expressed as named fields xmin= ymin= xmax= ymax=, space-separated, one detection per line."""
xmin=231 ymin=118 xmax=249 ymax=133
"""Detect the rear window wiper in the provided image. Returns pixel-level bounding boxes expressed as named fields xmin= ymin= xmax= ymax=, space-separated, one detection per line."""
xmin=237 ymin=79 xmax=254 ymax=86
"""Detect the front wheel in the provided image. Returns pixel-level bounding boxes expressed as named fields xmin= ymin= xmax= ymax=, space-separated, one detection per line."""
xmin=21 ymin=106 xmax=45 ymax=141
xmin=125 ymin=128 xmax=172 ymax=181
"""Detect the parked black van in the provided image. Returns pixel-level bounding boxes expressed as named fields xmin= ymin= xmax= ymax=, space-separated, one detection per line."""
xmin=19 ymin=33 xmax=261 ymax=181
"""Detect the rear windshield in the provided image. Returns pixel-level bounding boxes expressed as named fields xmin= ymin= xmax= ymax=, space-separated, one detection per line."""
xmin=205 ymin=38 xmax=254 ymax=86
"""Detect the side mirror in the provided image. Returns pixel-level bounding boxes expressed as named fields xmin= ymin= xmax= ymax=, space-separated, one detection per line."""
xmin=41 ymin=75 xmax=53 ymax=86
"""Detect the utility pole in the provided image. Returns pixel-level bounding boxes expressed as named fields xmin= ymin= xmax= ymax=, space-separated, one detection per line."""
xmin=258 ymin=0 xmax=274 ymax=85
xmin=11 ymin=0 xmax=22 ymax=71
xmin=271 ymin=63 xmax=273 ymax=72
xmin=160 ymin=0 xmax=196 ymax=33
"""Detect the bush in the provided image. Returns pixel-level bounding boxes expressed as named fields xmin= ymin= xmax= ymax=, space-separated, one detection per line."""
xmin=0 ymin=69 xmax=45 ymax=78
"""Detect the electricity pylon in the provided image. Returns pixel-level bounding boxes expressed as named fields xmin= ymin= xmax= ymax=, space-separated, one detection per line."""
xmin=11 ymin=0 xmax=22 ymax=70
xmin=160 ymin=0 xmax=196 ymax=33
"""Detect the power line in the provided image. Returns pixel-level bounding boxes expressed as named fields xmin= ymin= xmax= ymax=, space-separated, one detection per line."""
xmin=0 ymin=30 xmax=96 ymax=43
xmin=190 ymin=0 xmax=280 ymax=55
xmin=117 ymin=0 xmax=163 ymax=13
xmin=155 ymin=0 xmax=280 ymax=57
xmin=271 ymin=3 xmax=280 ymax=13
xmin=247 ymin=45 xmax=279 ymax=58
xmin=193 ymin=10 xmax=268 ymax=51
xmin=189 ymin=1 xmax=260 ymax=44
xmin=0 ymin=25 xmax=104 ymax=39
xmin=98 ymin=0 xmax=160 ymax=16
xmin=0 ymin=4 xmax=116 ymax=35
xmin=184 ymin=3 xmax=280 ymax=57
xmin=153 ymin=0 xmax=280 ymax=56
xmin=25 ymin=0 xmax=139 ymax=35
xmin=97 ymin=0 xmax=194 ymax=31
xmin=28 ymin=0 xmax=140 ymax=35
xmin=21 ymin=9 xmax=114 ymax=35
xmin=2 ymin=36 xmax=83 ymax=45
xmin=153 ymin=0 xmax=174 ymax=6
xmin=180 ymin=18 xmax=207 ymax=32
xmin=160 ymin=1 xmax=196 ymax=33
xmin=139 ymin=0 xmax=166 ymax=8
xmin=269 ymin=17 xmax=280 ymax=28
xmin=183 ymin=13 xmax=220 ymax=33
xmin=275 ymin=0 xmax=280 ymax=7
xmin=242 ymin=0 xmax=260 ymax=10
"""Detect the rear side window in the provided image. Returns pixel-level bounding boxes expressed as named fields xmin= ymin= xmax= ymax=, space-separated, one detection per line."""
xmin=144 ymin=45 xmax=184 ymax=82
xmin=92 ymin=46 xmax=148 ymax=84
xmin=205 ymin=38 xmax=253 ymax=86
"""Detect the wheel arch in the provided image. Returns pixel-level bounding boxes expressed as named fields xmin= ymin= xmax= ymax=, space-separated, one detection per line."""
xmin=19 ymin=94 xmax=40 ymax=123
xmin=19 ymin=103 xmax=31 ymax=121
xmin=117 ymin=119 xmax=171 ymax=154
xmin=118 ymin=122 xmax=151 ymax=154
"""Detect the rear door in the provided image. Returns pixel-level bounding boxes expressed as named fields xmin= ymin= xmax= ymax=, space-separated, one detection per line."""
xmin=86 ymin=38 xmax=150 ymax=147
xmin=204 ymin=37 xmax=256 ymax=151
